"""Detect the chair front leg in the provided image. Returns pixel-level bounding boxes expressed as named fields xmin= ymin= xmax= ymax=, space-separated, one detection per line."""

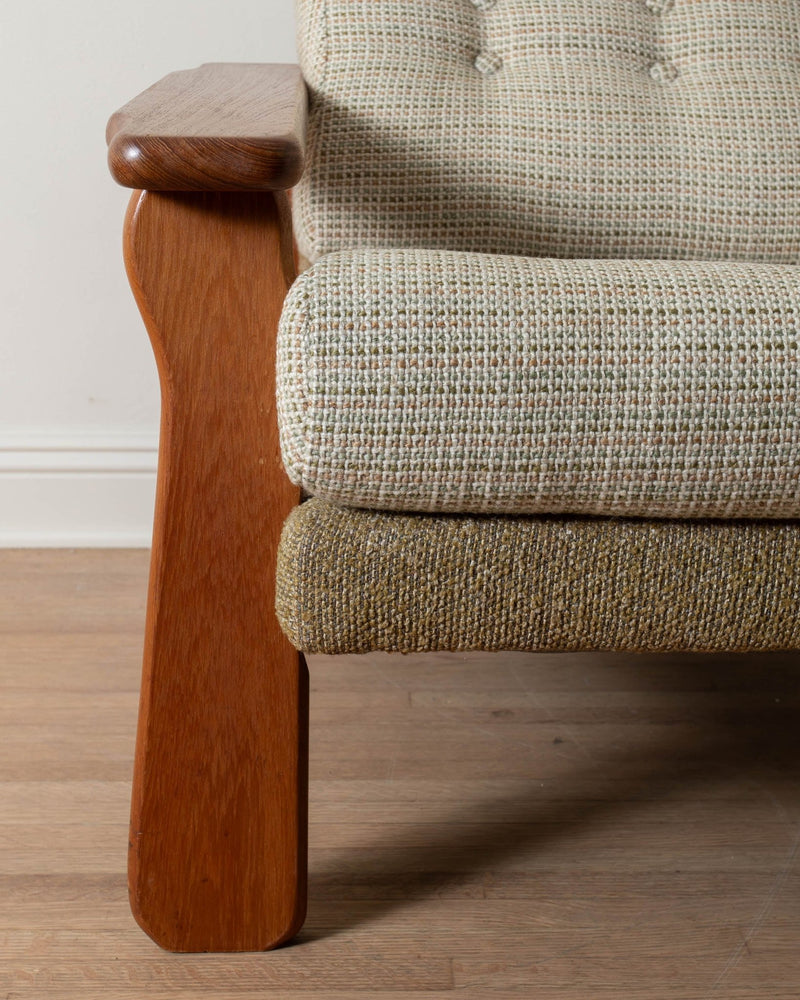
xmin=123 ymin=190 xmax=307 ymax=952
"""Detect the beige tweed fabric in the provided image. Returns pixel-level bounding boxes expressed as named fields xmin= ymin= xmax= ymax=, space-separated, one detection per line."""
xmin=294 ymin=0 xmax=800 ymax=263
xmin=277 ymin=250 xmax=800 ymax=518
xmin=276 ymin=499 xmax=800 ymax=653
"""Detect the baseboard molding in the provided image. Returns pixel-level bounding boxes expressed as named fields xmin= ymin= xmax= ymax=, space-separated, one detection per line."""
xmin=0 ymin=431 xmax=158 ymax=547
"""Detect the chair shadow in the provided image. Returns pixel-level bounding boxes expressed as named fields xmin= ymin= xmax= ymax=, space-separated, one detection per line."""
xmin=296 ymin=651 xmax=800 ymax=942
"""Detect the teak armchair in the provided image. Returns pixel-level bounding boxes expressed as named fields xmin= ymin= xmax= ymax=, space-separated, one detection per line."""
xmin=108 ymin=0 xmax=800 ymax=955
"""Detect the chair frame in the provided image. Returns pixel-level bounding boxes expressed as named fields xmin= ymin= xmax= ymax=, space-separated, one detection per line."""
xmin=108 ymin=63 xmax=310 ymax=952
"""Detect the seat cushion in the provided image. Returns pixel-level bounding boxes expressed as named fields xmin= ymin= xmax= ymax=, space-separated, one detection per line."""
xmin=294 ymin=0 xmax=800 ymax=262
xmin=276 ymin=499 xmax=800 ymax=654
xmin=277 ymin=250 xmax=800 ymax=519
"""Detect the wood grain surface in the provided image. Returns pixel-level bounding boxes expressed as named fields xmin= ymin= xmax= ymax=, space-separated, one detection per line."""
xmin=1 ymin=549 xmax=799 ymax=996
xmin=107 ymin=64 xmax=306 ymax=190
xmin=121 ymin=190 xmax=306 ymax=951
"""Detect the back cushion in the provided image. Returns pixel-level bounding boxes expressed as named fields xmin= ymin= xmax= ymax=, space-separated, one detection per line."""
xmin=294 ymin=0 xmax=800 ymax=263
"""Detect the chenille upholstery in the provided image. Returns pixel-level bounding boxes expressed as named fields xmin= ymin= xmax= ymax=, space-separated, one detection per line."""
xmin=276 ymin=0 xmax=800 ymax=654
xmin=277 ymin=499 xmax=800 ymax=654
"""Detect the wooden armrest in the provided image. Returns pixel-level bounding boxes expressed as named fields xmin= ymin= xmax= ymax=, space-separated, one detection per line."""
xmin=107 ymin=63 xmax=306 ymax=191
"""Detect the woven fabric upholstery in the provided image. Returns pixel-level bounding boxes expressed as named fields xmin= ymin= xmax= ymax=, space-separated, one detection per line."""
xmin=276 ymin=499 xmax=800 ymax=654
xmin=294 ymin=0 xmax=800 ymax=263
xmin=277 ymin=250 xmax=800 ymax=519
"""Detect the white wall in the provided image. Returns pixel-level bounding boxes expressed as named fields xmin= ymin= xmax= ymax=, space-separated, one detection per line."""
xmin=0 ymin=0 xmax=297 ymax=545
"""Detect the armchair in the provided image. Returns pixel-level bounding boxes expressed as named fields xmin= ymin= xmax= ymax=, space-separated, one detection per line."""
xmin=108 ymin=0 xmax=800 ymax=954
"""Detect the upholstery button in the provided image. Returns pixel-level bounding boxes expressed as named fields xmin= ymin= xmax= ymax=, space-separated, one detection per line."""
xmin=649 ymin=59 xmax=679 ymax=83
xmin=475 ymin=51 xmax=503 ymax=75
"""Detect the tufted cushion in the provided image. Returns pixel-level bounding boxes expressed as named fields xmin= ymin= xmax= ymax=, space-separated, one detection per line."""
xmin=277 ymin=250 xmax=800 ymax=518
xmin=294 ymin=0 xmax=800 ymax=263
xmin=277 ymin=499 xmax=800 ymax=653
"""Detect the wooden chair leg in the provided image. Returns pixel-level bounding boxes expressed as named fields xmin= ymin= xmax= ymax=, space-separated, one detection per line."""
xmin=123 ymin=190 xmax=307 ymax=952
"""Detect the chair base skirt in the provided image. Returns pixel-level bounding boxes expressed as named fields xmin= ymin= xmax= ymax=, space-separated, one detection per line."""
xmin=277 ymin=499 xmax=800 ymax=655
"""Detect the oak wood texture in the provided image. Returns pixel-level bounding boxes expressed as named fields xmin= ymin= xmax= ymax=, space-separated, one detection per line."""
xmin=1 ymin=549 xmax=799 ymax=997
xmin=107 ymin=64 xmax=306 ymax=190
xmin=122 ymin=189 xmax=306 ymax=951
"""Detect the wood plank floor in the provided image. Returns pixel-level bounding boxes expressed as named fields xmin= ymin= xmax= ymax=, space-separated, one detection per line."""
xmin=1 ymin=548 xmax=799 ymax=998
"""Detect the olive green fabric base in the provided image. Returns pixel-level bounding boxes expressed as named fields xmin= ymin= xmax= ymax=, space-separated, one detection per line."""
xmin=276 ymin=499 xmax=800 ymax=654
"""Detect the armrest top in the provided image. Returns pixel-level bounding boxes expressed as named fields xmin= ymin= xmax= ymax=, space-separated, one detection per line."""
xmin=107 ymin=63 xmax=306 ymax=191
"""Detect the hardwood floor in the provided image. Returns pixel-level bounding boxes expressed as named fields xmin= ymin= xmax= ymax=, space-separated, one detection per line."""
xmin=1 ymin=548 xmax=798 ymax=998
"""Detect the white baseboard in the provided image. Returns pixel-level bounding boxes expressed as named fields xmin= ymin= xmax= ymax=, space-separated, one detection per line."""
xmin=0 ymin=431 xmax=158 ymax=547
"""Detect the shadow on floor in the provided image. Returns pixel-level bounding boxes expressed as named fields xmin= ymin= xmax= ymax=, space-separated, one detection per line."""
xmin=296 ymin=651 xmax=800 ymax=942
